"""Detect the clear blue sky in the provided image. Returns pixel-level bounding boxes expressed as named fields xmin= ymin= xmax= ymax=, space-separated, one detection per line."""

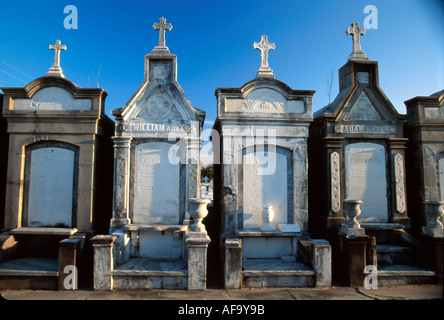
xmin=0 ymin=0 xmax=443 ymax=130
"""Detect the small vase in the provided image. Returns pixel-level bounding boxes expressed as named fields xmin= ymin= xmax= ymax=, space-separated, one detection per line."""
xmin=340 ymin=199 xmax=365 ymax=236
xmin=261 ymin=206 xmax=276 ymax=232
xmin=423 ymin=200 xmax=444 ymax=229
xmin=343 ymin=200 xmax=363 ymax=228
xmin=188 ymin=198 xmax=211 ymax=232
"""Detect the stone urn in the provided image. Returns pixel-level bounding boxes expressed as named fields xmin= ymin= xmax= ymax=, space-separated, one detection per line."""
xmin=188 ymin=198 xmax=211 ymax=232
xmin=261 ymin=206 xmax=276 ymax=232
xmin=339 ymin=200 xmax=365 ymax=236
xmin=423 ymin=200 xmax=444 ymax=228
xmin=343 ymin=200 xmax=363 ymax=228
xmin=423 ymin=200 xmax=444 ymax=237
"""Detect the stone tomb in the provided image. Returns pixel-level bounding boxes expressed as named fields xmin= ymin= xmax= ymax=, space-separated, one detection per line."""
xmin=92 ymin=18 xmax=209 ymax=291
xmin=0 ymin=40 xmax=114 ymax=290
xmin=404 ymin=90 xmax=444 ymax=284
xmin=404 ymin=90 xmax=444 ymax=234
xmin=0 ymin=93 xmax=7 ymax=231
xmin=309 ymin=22 xmax=437 ymax=286
xmin=309 ymin=23 xmax=410 ymax=235
xmin=212 ymin=36 xmax=331 ymax=289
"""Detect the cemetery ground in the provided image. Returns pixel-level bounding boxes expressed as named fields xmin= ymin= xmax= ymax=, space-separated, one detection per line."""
xmin=0 ymin=284 xmax=442 ymax=300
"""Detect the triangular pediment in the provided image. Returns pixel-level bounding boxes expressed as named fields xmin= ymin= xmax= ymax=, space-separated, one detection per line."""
xmin=345 ymin=91 xmax=381 ymax=121
xmin=133 ymin=88 xmax=182 ymax=121
xmin=336 ymin=88 xmax=398 ymax=123
xmin=123 ymin=85 xmax=189 ymax=122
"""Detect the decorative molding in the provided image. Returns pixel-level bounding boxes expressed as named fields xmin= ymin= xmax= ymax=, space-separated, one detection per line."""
xmin=330 ymin=152 xmax=341 ymax=213
xmin=394 ymin=153 xmax=406 ymax=213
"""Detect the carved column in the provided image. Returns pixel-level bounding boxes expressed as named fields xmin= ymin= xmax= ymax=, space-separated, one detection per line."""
xmin=388 ymin=138 xmax=410 ymax=227
xmin=110 ymin=136 xmax=132 ymax=230
xmin=322 ymin=136 xmax=345 ymax=229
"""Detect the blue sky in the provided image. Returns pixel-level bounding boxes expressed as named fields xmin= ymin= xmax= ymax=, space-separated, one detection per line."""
xmin=0 ymin=0 xmax=443 ymax=131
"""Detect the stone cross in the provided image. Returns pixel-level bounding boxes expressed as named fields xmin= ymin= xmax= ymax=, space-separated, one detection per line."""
xmin=346 ymin=22 xmax=368 ymax=60
xmin=46 ymin=39 xmax=67 ymax=77
xmin=253 ymin=35 xmax=275 ymax=78
xmin=50 ymin=40 xmax=67 ymax=69
xmin=153 ymin=17 xmax=173 ymax=48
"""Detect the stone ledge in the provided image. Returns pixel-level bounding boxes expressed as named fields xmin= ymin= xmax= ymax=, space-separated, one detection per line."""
xmin=124 ymin=224 xmax=188 ymax=233
xmin=360 ymin=223 xmax=405 ymax=230
xmin=242 ymin=269 xmax=315 ymax=277
xmin=112 ymin=270 xmax=188 ymax=277
xmin=0 ymin=269 xmax=58 ymax=277
xmin=10 ymin=227 xmax=78 ymax=236
xmin=236 ymin=230 xmax=300 ymax=237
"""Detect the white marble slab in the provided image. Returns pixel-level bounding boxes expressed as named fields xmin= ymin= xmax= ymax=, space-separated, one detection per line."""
xmin=27 ymin=147 xmax=74 ymax=227
xmin=243 ymin=150 xmax=288 ymax=230
xmin=345 ymin=143 xmax=388 ymax=222
xmin=133 ymin=141 xmax=180 ymax=224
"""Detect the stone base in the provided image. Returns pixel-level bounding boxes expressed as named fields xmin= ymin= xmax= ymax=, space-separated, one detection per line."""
xmin=0 ymin=258 xmax=58 ymax=290
xmin=45 ymin=66 xmax=65 ymax=78
xmin=256 ymin=68 xmax=275 ymax=79
xmin=377 ymin=265 xmax=437 ymax=286
xmin=339 ymin=226 xmax=365 ymax=236
xmin=112 ymin=258 xmax=188 ymax=290
xmin=422 ymin=227 xmax=444 ymax=238
xmin=242 ymin=259 xmax=315 ymax=288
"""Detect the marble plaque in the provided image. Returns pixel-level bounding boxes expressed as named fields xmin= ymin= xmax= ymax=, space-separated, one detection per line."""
xmin=357 ymin=72 xmax=369 ymax=84
xmin=27 ymin=147 xmax=74 ymax=227
xmin=440 ymin=158 xmax=444 ymax=202
xmin=345 ymin=143 xmax=388 ymax=222
xmin=133 ymin=142 xmax=180 ymax=224
xmin=139 ymin=230 xmax=182 ymax=259
xmin=242 ymin=149 xmax=288 ymax=230
xmin=14 ymin=87 xmax=92 ymax=111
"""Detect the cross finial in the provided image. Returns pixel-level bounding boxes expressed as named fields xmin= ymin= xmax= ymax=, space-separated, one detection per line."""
xmin=153 ymin=17 xmax=173 ymax=50
xmin=346 ymin=22 xmax=368 ymax=60
xmin=253 ymin=35 xmax=276 ymax=78
xmin=46 ymin=39 xmax=67 ymax=78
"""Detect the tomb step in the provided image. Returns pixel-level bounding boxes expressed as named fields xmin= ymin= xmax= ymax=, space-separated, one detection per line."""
xmin=112 ymin=258 xmax=188 ymax=290
xmin=376 ymin=244 xmax=413 ymax=266
xmin=376 ymin=265 xmax=436 ymax=286
xmin=241 ymin=259 xmax=315 ymax=288
xmin=0 ymin=257 xmax=58 ymax=290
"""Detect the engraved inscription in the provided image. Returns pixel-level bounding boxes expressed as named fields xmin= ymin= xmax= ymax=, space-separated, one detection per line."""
xmin=345 ymin=143 xmax=388 ymax=222
xmin=133 ymin=142 xmax=180 ymax=224
xmin=335 ymin=124 xmax=395 ymax=134
xmin=394 ymin=153 xmax=406 ymax=213
xmin=331 ymin=152 xmax=341 ymax=213
xmin=243 ymin=150 xmax=288 ymax=230
xmin=243 ymin=88 xmax=286 ymax=112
